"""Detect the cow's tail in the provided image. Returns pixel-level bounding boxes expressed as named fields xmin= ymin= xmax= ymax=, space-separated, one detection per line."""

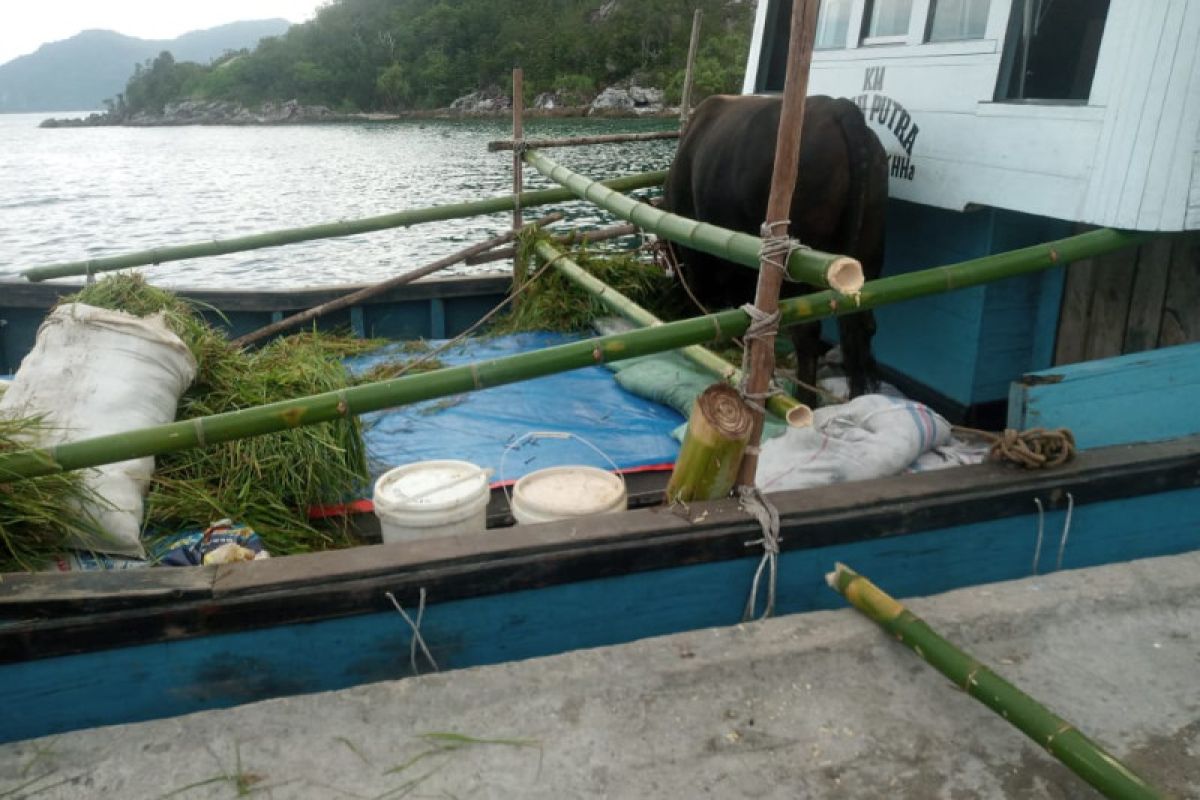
xmin=832 ymin=99 xmax=880 ymax=396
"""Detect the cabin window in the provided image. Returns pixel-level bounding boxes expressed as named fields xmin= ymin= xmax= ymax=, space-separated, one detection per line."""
xmin=996 ymin=0 xmax=1110 ymax=102
xmin=927 ymin=0 xmax=990 ymax=41
xmin=816 ymin=0 xmax=854 ymax=49
xmin=863 ymin=0 xmax=914 ymax=44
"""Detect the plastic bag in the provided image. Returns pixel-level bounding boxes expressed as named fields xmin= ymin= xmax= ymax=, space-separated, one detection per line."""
xmin=0 ymin=303 xmax=197 ymax=557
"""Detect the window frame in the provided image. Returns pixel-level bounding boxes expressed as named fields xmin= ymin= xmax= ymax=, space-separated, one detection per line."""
xmin=861 ymin=0 xmax=918 ymax=46
xmin=925 ymin=0 xmax=992 ymax=43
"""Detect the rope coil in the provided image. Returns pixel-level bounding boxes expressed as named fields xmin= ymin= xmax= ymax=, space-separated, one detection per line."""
xmin=955 ymin=426 xmax=1076 ymax=469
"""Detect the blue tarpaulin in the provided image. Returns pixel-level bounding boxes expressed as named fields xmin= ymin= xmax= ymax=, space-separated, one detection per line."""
xmin=345 ymin=333 xmax=684 ymax=483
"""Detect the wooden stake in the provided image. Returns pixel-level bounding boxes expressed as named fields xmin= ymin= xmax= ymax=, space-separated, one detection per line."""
xmin=680 ymin=9 xmax=703 ymax=132
xmin=487 ymin=130 xmax=680 ymax=152
xmin=667 ymin=383 xmax=754 ymax=504
xmin=512 ymin=67 xmax=525 ymax=233
xmin=231 ymin=213 xmax=562 ymax=348
xmin=735 ymin=0 xmax=820 ymax=489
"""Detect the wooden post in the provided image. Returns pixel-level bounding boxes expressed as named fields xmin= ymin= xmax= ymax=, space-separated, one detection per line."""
xmin=735 ymin=0 xmax=820 ymax=489
xmin=512 ymin=67 xmax=525 ymax=233
xmin=680 ymin=9 xmax=703 ymax=131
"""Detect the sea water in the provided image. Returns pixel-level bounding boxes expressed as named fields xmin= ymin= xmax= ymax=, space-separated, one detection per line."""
xmin=0 ymin=113 xmax=676 ymax=289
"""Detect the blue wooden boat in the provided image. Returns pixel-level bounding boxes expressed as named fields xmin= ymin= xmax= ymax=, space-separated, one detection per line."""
xmin=3 ymin=0 xmax=1200 ymax=749
xmin=2 ymin=271 xmax=1199 ymax=746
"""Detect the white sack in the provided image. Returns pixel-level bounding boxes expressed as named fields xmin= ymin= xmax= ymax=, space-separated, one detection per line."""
xmin=757 ymin=395 xmax=952 ymax=492
xmin=0 ymin=303 xmax=197 ymax=557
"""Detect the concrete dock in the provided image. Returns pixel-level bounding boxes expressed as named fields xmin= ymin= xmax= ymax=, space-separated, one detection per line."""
xmin=2 ymin=551 xmax=1198 ymax=799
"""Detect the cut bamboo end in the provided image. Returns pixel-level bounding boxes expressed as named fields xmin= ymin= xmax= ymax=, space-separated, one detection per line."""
xmin=826 ymin=257 xmax=864 ymax=294
xmin=666 ymin=383 xmax=754 ymax=504
xmin=785 ymin=404 xmax=814 ymax=428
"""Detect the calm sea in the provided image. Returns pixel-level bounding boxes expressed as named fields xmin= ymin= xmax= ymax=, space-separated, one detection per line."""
xmin=0 ymin=113 xmax=676 ymax=289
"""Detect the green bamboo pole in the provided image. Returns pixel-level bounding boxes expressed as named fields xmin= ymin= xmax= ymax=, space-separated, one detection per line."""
xmin=0 ymin=226 xmax=1149 ymax=482
xmin=20 ymin=170 xmax=668 ymax=282
xmin=827 ymin=563 xmax=1165 ymax=800
xmin=666 ymin=383 xmax=753 ymax=503
xmin=524 ymin=148 xmax=864 ymax=292
xmin=533 ymin=238 xmax=808 ymax=422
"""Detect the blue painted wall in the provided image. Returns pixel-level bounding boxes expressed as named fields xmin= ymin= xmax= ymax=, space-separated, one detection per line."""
xmin=825 ymin=200 xmax=1072 ymax=408
xmin=1009 ymin=342 xmax=1200 ymax=449
xmin=4 ymin=486 xmax=1199 ymax=744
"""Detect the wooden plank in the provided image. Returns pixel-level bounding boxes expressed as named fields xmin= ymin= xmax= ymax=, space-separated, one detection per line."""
xmin=1082 ymin=245 xmax=1139 ymax=361
xmin=1159 ymin=232 xmax=1200 ymax=346
xmin=1054 ymin=256 xmax=1098 ymax=365
xmin=7 ymin=483 xmax=1200 ymax=745
xmin=1009 ymin=342 xmax=1200 ymax=449
xmin=1122 ymin=237 xmax=1174 ymax=353
xmin=0 ymin=567 xmax=217 ymax=617
xmin=2 ymin=435 xmax=1198 ymax=662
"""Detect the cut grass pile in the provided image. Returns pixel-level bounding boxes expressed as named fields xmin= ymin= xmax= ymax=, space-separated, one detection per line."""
xmin=491 ymin=230 xmax=689 ymax=334
xmin=0 ymin=416 xmax=108 ymax=572
xmin=61 ymin=274 xmax=377 ymax=556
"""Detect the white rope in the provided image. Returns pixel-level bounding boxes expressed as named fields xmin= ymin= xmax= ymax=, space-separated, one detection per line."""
xmin=737 ymin=303 xmax=785 ymax=414
xmin=385 ymin=588 xmax=439 ymax=675
xmin=1032 ymin=497 xmax=1045 ymax=576
xmin=1054 ymin=492 xmax=1075 ymax=572
xmin=759 ymin=219 xmax=807 ymax=282
xmin=739 ymin=486 xmax=781 ymax=621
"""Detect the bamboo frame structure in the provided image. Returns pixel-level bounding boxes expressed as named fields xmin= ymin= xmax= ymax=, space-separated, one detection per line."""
xmin=512 ymin=67 xmax=525 ymax=232
xmin=666 ymin=383 xmax=752 ymax=504
xmin=464 ymin=222 xmax=638 ymax=266
xmin=533 ymin=239 xmax=807 ymax=421
xmin=524 ymin=149 xmax=863 ymax=292
xmin=737 ymin=0 xmax=819 ymax=488
xmin=487 ymin=131 xmax=681 ymax=152
xmin=231 ymin=213 xmax=563 ymax=347
xmin=680 ymin=9 xmax=703 ymax=131
xmin=19 ymin=171 xmax=668 ymax=281
xmin=827 ymin=563 xmax=1165 ymax=800
xmin=0 ymin=227 xmax=1147 ymax=483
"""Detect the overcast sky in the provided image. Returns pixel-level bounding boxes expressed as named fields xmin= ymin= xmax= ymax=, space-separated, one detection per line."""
xmin=0 ymin=1 xmax=325 ymax=65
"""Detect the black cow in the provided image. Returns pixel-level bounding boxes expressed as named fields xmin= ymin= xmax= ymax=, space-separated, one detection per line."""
xmin=663 ymin=94 xmax=888 ymax=399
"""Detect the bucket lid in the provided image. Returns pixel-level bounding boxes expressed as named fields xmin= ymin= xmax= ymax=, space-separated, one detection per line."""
xmin=512 ymin=465 xmax=625 ymax=519
xmin=375 ymin=460 xmax=489 ymax=512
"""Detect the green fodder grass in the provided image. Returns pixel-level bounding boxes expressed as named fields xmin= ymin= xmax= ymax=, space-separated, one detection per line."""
xmin=491 ymin=231 xmax=689 ymax=334
xmin=67 ymin=274 xmax=378 ymax=555
xmin=0 ymin=417 xmax=107 ymax=573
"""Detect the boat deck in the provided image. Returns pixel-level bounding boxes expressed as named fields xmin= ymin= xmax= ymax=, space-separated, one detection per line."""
xmin=3 ymin=551 xmax=1196 ymax=799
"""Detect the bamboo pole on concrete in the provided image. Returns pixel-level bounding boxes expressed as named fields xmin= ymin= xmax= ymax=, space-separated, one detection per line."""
xmin=524 ymin=149 xmax=862 ymax=291
xmin=827 ymin=563 xmax=1165 ymax=800
xmin=231 ymin=212 xmax=563 ymax=348
xmin=465 ymin=222 xmax=638 ymax=266
xmin=0 ymin=227 xmax=1150 ymax=482
xmin=533 ymin=238 xmax=810 ymax=423
xmin=487 ymin=131 xmax=680 ymax=152
xmin=19 ymin=171 xmax=667 ymax=282
xmin=680 ymin=9 xmax=703 ymax=131
xmin=512 ymin=67 xmax=525 ymax=233
xmin=735 ymin=0 xmax=820 ymax=488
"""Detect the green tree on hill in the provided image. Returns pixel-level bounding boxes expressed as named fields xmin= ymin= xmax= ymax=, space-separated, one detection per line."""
xmin=113 ymin=0 xmax=756 ymax=115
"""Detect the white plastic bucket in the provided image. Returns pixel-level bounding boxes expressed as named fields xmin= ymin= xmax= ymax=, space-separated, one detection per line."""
xmin=373 ymin=460 xmax=491 ymax=543
xmin=510 ymin=464 xmax=627 ymax=525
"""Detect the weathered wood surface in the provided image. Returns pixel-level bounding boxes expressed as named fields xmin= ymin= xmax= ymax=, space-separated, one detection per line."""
xmin=1010 ymin=342 xmax=1200 ymax=449
xmin=487 ymin=130 xmax=680 ymax=152
xmin=1055 ymin=231 xmax=1199 ymax=364
xmin=2 ymin=435 xmax=1198 ymax=664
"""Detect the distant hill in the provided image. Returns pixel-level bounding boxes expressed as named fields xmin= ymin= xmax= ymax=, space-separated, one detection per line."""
xmin=0 ymin=19 xmax=292 ymax=113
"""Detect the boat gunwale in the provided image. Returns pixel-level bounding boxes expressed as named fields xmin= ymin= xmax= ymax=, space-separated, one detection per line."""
xmin=2 ymin=433 xmax=1198 ymax=664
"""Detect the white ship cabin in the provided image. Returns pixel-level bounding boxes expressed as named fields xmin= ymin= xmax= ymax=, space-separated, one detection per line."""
xmin=742 ymin=0 xmax=1200 ymax=424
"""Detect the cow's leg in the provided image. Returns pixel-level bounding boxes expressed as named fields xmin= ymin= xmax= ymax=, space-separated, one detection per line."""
xmin=838 ymin=312 xmax=879 ymax=397
xmin=788 ymin=321 xmax=824 ymax=405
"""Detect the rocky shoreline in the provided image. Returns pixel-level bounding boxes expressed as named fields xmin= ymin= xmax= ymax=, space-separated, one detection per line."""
xmin=41 ymin=84 xmax=675 ymax=128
